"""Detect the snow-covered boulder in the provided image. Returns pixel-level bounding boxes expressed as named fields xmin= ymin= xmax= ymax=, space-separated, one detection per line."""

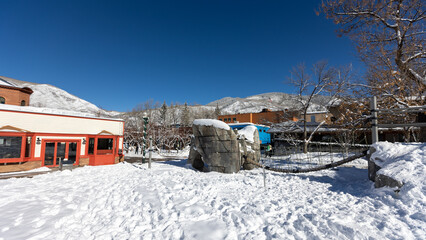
xmin=190 ymin=119 xmax=241 ymax=173
xmin=188 ymin=120 xmax=261 ymax=173
xmin=237 ymin=125 xmax=261 ymax=170
xmin=369 ymin=142 xmax=426 ymax=195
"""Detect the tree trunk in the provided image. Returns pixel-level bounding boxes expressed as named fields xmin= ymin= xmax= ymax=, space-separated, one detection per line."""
xmin=303 ymin=113 xmax=308 ymax=153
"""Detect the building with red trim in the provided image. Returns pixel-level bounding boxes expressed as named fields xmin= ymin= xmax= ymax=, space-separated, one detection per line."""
xmin=218 ymin=109 xmax=299 ymax=125
xmin=0 ymin=105 xmax=124 ymax=173
xmin=0 ymin=77 xmax=33 ymax=106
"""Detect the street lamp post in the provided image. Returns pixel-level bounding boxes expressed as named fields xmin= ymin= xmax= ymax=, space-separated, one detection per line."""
xmin=142 ymin=113 xmax=149 ymax=164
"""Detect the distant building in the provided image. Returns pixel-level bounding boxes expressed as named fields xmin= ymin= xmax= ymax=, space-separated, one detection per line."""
xmin=0 ymin=77 xmax=33 ymax=106
xmin=218 ymin=108 xmax=299 ymax=125
xmin=303 ymin=111 xmax=331 ymax=123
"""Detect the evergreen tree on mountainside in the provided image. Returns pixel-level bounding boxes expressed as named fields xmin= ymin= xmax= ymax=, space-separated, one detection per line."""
xmin=181 ymin=102 xmax=190 ymax=127
xmin=214 ymin=104 xmax=221 ymax=118
xmin=160 ymin=101 xmax=167 ymax=125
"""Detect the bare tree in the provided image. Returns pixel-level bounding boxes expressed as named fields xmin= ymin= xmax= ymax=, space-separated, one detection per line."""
xmin=320 ymin=0 xmax=426 ymax=106
xmin=289 ymin=61 xmax=348 ymax=153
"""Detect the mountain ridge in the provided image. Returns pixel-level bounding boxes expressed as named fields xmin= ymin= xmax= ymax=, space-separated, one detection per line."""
xmin=1 ymin=76 xmax=330 ymax=116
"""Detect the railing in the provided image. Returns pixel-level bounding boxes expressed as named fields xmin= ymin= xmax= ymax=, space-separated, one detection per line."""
xmin=370 ymin=96 xmax=426 ymax=143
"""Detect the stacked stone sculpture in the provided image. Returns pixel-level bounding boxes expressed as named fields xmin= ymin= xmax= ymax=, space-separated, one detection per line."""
xmin=188 ymin=119 xmax=261 ymax=173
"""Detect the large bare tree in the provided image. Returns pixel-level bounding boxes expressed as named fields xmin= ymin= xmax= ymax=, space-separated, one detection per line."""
xmin=289 ymin=61 xmax=349 ymax=153
xmin=320 ymin=0 xmax=425 ymax=106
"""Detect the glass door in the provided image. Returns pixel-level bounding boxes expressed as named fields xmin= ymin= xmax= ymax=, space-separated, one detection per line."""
xmin=43 ymin=141 xmax=79 ymax=167
xmin=56 ymin=142 xmax=66 ymax=165
xmin=44 ymin=142 xmax=55 ymax=166
xmin=64 ymin=142 xmax=77 ymax=164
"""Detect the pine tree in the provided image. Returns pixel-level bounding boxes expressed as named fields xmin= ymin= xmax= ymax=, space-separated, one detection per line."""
xmin=214 ymin=104 xmax=221 ymax=118
xmin=160 ymin=101 xmax=167 ymax=125
xmin=181 ymin=102 xmax=190 ymax=127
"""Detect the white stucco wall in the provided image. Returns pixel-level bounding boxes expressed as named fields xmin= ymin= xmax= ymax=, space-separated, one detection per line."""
xmin=0 ymin=110 xmax=124 ymax=135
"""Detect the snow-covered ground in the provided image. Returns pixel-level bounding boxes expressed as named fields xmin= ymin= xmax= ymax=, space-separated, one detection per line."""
xmin=1 ymin=149 xmax=425 ymax=239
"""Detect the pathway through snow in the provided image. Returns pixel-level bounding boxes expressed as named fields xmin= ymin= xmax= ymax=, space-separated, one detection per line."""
xmin=0 ymin=161 xmax=424 ymax=239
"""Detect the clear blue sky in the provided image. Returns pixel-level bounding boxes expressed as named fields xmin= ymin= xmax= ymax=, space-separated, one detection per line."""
xmin=0 ymin=0 xmax=363 ymax=112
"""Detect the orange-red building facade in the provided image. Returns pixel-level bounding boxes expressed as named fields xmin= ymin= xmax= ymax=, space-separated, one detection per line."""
xmin=219 ymin=109 xmax=331 ymax=125
xmin=0 ymin=108 xmax=124 ymax=173
xmin=219 ymin=109 xmax=299 ymax=125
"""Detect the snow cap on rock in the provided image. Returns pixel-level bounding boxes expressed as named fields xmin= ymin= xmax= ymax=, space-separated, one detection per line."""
xmin=237 ymin=125 xmax=257 ymax=143
xmin=193 ymin=119 xmax=230 ymax=130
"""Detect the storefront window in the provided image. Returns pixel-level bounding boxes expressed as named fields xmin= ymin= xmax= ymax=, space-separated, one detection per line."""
xmin=97 ymin=138 xmax=113 ymax=150
xmin=0 ymin=136 xmax=22 ymax=159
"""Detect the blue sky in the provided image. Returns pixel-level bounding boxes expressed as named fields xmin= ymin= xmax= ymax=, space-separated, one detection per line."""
xmin=0 ymin=0 xmax=363 ymax=112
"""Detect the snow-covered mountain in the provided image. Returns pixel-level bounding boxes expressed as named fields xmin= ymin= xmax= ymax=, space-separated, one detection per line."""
xmin=208 ymin=92 xmax=332 ymax=114
xmin=1 ymin=76 xmax=120 ymax=117
xmin=1 ymin=76 xmax=333 ymax=117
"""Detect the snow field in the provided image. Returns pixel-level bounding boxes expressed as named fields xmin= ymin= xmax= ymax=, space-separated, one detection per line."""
xmin=0 ymin=161 xmax=424 ymax=239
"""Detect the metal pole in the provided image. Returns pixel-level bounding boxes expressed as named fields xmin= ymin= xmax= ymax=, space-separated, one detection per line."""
xmin=148 ymin=137 xmax=152 ymax=169
xmin=371 ymin=96 xmax=379 ymax=144
xmin=142 ymin=142 xmax=146 ymax=164
xmin=263 ymin=166 xmax=266 ymax=189
xmin=142 ymin=116 xmax=148 ymax=164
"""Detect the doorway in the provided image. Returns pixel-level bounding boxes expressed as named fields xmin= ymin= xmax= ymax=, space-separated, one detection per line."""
xmin=43 ymin=141 xmax=79 ymax=167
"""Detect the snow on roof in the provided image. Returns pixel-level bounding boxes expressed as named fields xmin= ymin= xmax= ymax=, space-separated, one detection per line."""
xmin=227 ymin=122 xmax=254 ymax=126
xmin=0 ymin=104 xmax=123 ymax=121
xmin=227 ymin=122 xmax=270 ymax=128
xmin=193 ymin=119 xmax=230 ymax=130
xmin=306 ymin=111 xmax=328 ymax=114
xmin=0 ymin=77 xmax=18 ymax=87
xmin=237 ymin=125 xmax=257 ymax=143
xmin=267 ymin=121 xmax=339 ymax=133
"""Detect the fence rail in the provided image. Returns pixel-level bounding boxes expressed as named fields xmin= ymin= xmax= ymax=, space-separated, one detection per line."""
xmin=275 ymin=138 xmax=371 ymax=148
xmin=370 ymin=96 xmax=425 ymax=143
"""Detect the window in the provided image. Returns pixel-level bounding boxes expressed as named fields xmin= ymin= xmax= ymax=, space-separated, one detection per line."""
xmin=310 ymin=116 xmax=316 ymax=123
xmin=20 ymin=100 xmax=26 ymax=106
xmin=88 ymin=138 xmax=95 ymax=154
xmin=224 ymin=119 xmax=227 ymax=122
xmin=219 ymin=119 xmax=222 ymax=121
xmin=233 ymin=118 xmax=236 ymax=122
xmin=97 ymin=138 xmax=113 ymax=150
xmin=0 ymin=136 xmax=22 ymax=159
xmin=0 ymin=97 xmax=5 ymax=104
xmin=228 ymin=118 xmax=231 ymax=122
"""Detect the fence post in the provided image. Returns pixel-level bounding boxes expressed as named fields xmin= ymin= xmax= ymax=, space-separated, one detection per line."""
xmin=142 ymin=114 xmax=149 ymax=164
xmin=59 ymin=158 xmax=63 ymax=171
xmin=370 ymin=96 xmax=379 ymax=144
xmin=148 ymin=137 xmax=152 ymax=169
